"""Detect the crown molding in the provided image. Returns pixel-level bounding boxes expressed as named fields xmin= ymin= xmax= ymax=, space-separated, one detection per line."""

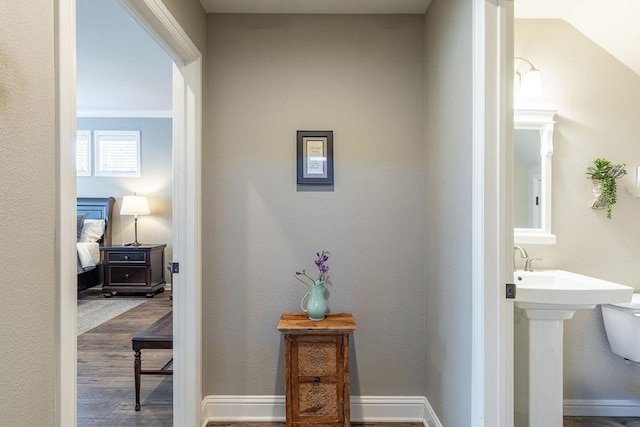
xmin=77 ymin=109 xmax=172 ymax=118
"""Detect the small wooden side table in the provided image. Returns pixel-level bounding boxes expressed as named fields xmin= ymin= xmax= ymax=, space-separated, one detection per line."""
xmin=277 ymin=313 xmax=356 ymax=427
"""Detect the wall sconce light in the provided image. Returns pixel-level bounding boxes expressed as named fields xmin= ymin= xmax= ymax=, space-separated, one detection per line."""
xmin=514 ymin=57 xmax=542 ymax=99
xmin=120 ymin=194 xmax=150 ymax=246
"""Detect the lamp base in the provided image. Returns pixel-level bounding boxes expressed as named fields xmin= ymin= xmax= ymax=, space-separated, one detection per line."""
xmin=125 ymin=218 xmax=143 ymax=246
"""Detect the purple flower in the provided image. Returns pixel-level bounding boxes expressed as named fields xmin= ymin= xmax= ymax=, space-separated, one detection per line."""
xmin=294 ymin=250 xmax=331 ymax=288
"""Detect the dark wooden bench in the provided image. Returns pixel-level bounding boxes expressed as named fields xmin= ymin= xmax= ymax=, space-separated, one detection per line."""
xmin=131 ymin=311 xmax=173 ymax=411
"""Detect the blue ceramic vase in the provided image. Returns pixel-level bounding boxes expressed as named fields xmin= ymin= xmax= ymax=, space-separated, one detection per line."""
xmin=301 ymin=281 xmax=327 ymax=321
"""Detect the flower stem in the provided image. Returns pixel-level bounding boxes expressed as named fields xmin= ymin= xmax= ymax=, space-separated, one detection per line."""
xmin=294 ymin=274 xmax=314 ymax=288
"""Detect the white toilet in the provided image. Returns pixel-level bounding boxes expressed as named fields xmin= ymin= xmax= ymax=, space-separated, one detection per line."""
xmin=602 ymin=293 xmax=640 ymax=363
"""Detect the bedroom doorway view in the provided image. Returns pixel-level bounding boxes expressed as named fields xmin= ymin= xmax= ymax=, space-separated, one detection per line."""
xmin=75 ymin=0 xmax=174 ymax=424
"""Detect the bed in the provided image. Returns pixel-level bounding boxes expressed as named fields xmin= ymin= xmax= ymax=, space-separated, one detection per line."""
xmin=77 ymin=197 xmax=115 ymax=292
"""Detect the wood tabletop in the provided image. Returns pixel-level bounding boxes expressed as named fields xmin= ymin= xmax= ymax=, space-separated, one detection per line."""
xmin=277 ymin=312 xmax=356 ymax=334
xmin=132 ymin=311 xmax=173 ymax=346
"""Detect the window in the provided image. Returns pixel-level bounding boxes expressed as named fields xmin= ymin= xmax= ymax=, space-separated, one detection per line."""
xmin=94 ymin=130 xmax=141 ymax=177
xmin=76 ymin=130 xmax=92 ymax=176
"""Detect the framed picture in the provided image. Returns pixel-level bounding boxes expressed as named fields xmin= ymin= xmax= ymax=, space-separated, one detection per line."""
xmin=297 ymin=130 xmax=334 ymax=184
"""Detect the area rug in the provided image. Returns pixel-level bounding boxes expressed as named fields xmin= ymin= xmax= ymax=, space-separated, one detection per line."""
xmin=77 ymin=299 xmax=145 ymax=336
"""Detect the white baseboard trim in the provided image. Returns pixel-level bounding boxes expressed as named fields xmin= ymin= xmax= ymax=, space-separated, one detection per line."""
xmin=564 ymin=399 xmax=640 ymax=416
xmin=200 ymin=395 xmax=442 ymax=427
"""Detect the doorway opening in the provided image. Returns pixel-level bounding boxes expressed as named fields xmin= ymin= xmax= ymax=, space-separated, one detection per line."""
xmin=56 ymin=0 xmax=202 ymax=425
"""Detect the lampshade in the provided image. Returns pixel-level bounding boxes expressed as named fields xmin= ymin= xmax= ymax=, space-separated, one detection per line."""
xmin=514 ymin=57 xmax=542 ymax=99
xmin=120 ymin=195 xmax=150 ymax=216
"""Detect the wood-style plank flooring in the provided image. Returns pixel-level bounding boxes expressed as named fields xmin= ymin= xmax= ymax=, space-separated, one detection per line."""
xmin=77 ymin=287 xmax=640 ymax=426
xmin=209 ymin=421 xmax=640 ymax=427
xmin=77 ymin=287 xmax=173 ymax=426
xmin=564 ymin=417 xmax=640 ymax=426
xmin=207 ymin=424 xmax=422 ymax=427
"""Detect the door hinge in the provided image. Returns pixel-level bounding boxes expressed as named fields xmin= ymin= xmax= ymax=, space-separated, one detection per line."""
xmin=506 ymin=283 xmax=516 ymax=299
xmin=168 ymin=262 xmax=179 ymax=274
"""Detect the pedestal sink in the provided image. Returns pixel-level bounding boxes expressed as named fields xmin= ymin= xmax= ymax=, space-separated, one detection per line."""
xmin=514 ymin=270 xmax=633 ymax=427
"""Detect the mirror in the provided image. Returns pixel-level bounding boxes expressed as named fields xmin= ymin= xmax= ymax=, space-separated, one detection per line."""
xmin=514 ymin=109 xmax=557 ymax=245
xmin=514 ymin=129 xmax=541 ymax=229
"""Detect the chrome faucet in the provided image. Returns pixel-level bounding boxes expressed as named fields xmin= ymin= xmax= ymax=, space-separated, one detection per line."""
xmin=514 ymin=245 xmax=543 ymax=271
xmin=524 ymin=256 xmax=543 ymax=272
xmin=513 ymin=245 xmax=528 ymax=271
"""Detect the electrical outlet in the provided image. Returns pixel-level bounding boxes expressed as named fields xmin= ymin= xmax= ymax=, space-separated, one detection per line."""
xmin=506 ymin=283 xmax=516 ymax=299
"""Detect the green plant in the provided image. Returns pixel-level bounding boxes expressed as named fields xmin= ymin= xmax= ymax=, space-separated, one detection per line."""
xmin=586 ymin=158 xmax=627 ymax=219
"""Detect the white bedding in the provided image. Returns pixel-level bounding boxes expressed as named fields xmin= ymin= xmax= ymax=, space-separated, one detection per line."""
xmin=77 ymin=241 xmax=100 ymax=270
xmin=76 ymin=218 xmax=105 ymax=272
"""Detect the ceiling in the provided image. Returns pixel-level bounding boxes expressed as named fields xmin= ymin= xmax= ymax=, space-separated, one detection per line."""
xmin=76 ymin=0 xmax=173 ymax=116
xmin=515 ymin=0 xmax=640 ymax=77
xmin=77 ymin=0 xmax=638 ymax=115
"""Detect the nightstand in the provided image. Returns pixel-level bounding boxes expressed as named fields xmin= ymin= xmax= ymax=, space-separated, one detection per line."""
xmin=100 ymin=244 xmax=166 ymax=297
xmin=277 ymin=313 xmax=356 ymax=426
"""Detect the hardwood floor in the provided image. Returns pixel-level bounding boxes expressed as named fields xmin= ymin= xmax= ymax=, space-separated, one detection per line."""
xmin=207 ymin=419 xmax=640 ymax=427
xmin=77 ymin=287 xmax=173 ymax=426
xmin=77 ymin=288 xmax=640 ymax=426
xmin=564 ymin=417 xmax=640 ymax=426
xmin=208 ymin=420 xmax=640 ymax=427
xmin=207 ymin=425 xmax=423 ymax=427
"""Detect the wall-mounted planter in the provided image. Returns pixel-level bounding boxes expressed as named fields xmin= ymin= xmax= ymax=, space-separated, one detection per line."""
xmin=586 ymin=158 xmax=627 ymax=219
xmin=591 ymin=179 xmax=607 ymax=210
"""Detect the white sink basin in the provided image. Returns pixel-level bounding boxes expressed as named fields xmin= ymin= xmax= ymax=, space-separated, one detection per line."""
xmin=514 ymin=269 xmax=633 ymax=426
xmin=514 ymin=269 xmax=633 ymax=309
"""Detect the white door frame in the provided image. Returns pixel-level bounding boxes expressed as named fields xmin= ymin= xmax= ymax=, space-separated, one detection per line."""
xmin=471 ymin=0 xmax=514 ymax=426
xmin=55 ymin=2 xmax=80 ymax=425
xmin=55 ymin=1 xmax=203 ymax=425
xmin=57 ymin=1 xmax=511 ymax=425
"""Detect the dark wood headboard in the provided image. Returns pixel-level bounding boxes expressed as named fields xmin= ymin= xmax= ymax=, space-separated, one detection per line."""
xmin=77 ymin=197 xmax=116 ymax=247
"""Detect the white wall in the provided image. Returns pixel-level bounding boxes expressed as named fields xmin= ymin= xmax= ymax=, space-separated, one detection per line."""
xmin=0 ymin=1 xmax=205 ymax=424
xmin=0 ymin=1 xmax=56 ymax=423
xmin=77 ymin=117 xmax=173 ymax=263
xmin=515 ymin=18 xmax=640 ymax=412
xmin=203 ymin=13 xmax=428 ymax=397
xmin=423 ymin=0 xmax=473 ymax=425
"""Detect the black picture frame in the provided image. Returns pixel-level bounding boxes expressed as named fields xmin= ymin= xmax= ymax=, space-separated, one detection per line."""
xmin=296 ymin=130 xmax=334 ymax=185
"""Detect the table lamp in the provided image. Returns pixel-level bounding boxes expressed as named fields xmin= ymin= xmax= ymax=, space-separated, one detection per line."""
xmin=120 ymin=195 xmax=150 ymax=246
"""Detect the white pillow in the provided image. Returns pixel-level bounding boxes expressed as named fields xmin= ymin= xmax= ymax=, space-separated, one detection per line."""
xmin=80 ymin=219 xmax=105 ymax=243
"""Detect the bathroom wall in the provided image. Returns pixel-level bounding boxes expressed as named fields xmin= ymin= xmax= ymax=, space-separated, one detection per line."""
xmin=515 ymin=19 xmax=640 ymax=411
